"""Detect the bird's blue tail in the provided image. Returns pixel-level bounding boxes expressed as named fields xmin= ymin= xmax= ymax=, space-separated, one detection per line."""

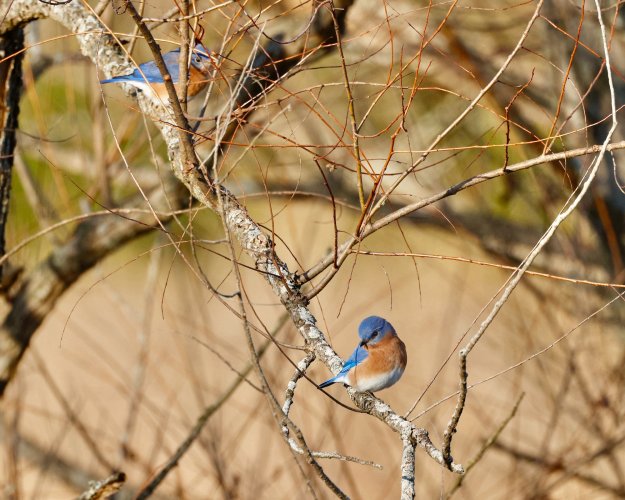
xmin=318 ymin=378 xmax=336 ymax=389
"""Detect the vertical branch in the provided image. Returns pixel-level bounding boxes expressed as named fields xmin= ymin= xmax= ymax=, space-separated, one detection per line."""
xmin=400 ymin=429 xmax=416 ymax=500
xmin=178 ymin=0 xmax=189 ymax=110
xmin=442 ymin=354 xmax=466 ymax=465
xmin=0 ymin=27 xmax=24 ymax=279
xmin=331 ymin=2 xmax=366 ymax=210
xmin=542 ymin=0 xmax=585 ymax=154
xmin=446 ymin=393 xmax=524 ymax=497
xmin=282 ymin=353 xmax=316 ymax=436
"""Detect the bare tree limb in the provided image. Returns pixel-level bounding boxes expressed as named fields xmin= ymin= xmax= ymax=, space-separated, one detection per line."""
xmin=446 ymin=393 xmax=524 ymax=497
xmin=77 ymin=471 xmax=126 ymax=500
xmin=282 ymin=353 xmax=382 ymax=470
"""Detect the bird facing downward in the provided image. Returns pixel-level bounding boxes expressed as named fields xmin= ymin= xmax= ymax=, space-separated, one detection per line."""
xmin=100 ymin=42 xmax=217 ymax=100
xmin=319 ymin=316 xmax=407 ymax=393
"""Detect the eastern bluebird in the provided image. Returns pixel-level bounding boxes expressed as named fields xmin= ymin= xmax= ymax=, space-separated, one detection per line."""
xmin=100 ymin=43 xmax=216 ymax=100
xmin=319 ymin=316 xmax=407 ymax=392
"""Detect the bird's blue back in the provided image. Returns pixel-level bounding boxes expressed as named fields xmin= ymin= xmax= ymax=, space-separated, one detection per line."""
xmin=101 ymin=44 xmax=212 ymax=85
xmin=113 ymin=49 xmax=182 ymax=83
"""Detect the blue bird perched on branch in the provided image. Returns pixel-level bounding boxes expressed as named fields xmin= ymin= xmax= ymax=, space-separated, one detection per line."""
xmin=319 ymin=316 xmax=407 ymax=393
xmin=100 ymin=42 xmax=217 ymax=100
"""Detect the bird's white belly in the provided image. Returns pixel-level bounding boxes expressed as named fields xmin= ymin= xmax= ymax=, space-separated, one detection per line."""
xmin=351 ymin=365 xmax=405 ymax=392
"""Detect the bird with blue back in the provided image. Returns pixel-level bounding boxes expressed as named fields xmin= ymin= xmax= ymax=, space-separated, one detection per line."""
xmin=319 ymin=316 xmax=407 ymax=392
xmin=100 ymin=42 xmax=217 ymax=100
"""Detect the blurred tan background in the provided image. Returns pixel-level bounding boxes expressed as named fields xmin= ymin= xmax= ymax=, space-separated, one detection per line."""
xmin=2 ymin=0 xmax=625 ymax=498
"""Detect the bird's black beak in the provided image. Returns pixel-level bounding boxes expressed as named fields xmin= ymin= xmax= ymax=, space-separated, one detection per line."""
xmin=359 ymin=339 xmax=368 ymax=348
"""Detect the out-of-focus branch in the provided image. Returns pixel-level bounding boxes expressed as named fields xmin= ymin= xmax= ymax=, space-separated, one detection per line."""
xmin=493 ymin=441 xmax=625 ymax=497
xmin=135 ymin=337 xmax=273 ymax=500
xmin=447 ymin=393 xmax=524 ymax=497
xmin=0 ymin=418 xmax=171 ymax=498
xmin=0 ymin=171 xmax=186 ymax=394
xmin=0 ymin=27 xmax=24 ymax=279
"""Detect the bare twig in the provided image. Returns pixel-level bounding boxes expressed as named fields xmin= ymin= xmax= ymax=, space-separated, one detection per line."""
xmin=447 ymin=393 xmax=524 ymax=497
xmin=331 ymin=2 xmax=366 ymax=210
xmin=135 ymin=338 xmax=273 ymax=500
xmin=178 ymin=0 xmax=189 ymax=111
xmin=282 ymin=353 xmax=383 ymax=470
xmin=77 ymin=471 xmax=126 ymax=500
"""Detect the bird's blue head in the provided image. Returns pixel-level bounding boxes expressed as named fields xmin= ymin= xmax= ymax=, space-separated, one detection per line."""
xmin=358 ymin=316 xmax=395 ymax=347
xmin=190 ymin=43 xmax=217 ymax=71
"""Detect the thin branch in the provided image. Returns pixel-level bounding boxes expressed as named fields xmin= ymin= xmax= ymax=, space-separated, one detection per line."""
xmin=331 ymin=2 xmax=366 ymax=210
xmin=303 ymin=138 xmax=625 ymax=296
xmin=441 ymin=0 xmax=618 ymax=465
xmin=135 ymin=338 xmax=273 ymax=500
xmin=352 ymin=250 xmax=625 ymax=289
xmin=446 ymin=393 xmax=524 ymax=497
xmin=122 ymin=0 xmax=199 ymax=177
xmin=77 ymin=471 xmax=126 ymax=500
xmin=282 ymin=353 xmax=383 ymax=470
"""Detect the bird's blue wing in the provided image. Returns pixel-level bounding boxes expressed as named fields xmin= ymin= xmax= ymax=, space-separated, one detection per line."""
xmin=131 ymin=49 xmax=181 ymax=83
xmin=160 ymin=49 xmax=182 ymax=79
xmin=102 ymin=48 xmax=191 ymax=85
xmin=319 ymin=345 xmax=368 ymax=388
xmin=341 ymin=344 xmax=368 ymax=374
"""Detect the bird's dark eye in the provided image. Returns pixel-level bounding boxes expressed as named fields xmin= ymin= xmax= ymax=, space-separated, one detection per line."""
xmin=371 ymin=331 xmax=378 ymax=338
xmin=194 ymin=56 xmax=201 ymax=63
